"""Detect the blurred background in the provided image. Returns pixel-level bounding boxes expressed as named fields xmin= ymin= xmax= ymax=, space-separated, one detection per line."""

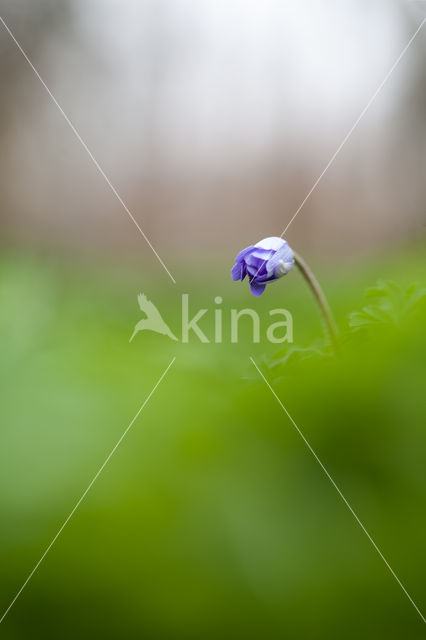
xmin=0 ymin=0 xmax=425 ymax=638
xmin=1 ymin=0 xmax=426 ymax=259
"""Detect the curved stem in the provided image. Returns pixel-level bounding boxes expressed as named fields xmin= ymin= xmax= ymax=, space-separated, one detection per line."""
xmin=293 ymin=251 xmax=339 ymax=352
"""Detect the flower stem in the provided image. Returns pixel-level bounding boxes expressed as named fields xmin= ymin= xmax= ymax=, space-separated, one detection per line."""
xmin=293 ymin=251 xmax=339 ymax=352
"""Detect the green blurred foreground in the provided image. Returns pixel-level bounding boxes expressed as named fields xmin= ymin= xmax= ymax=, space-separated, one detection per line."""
xmin=0 ymin=246 xmax=425 ymax=639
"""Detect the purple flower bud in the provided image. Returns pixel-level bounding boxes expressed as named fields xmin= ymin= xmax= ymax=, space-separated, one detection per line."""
xmin=231 ymin=237 xmax=295 ymax=296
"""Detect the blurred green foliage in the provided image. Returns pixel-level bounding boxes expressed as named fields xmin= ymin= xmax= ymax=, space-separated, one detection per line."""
xmin=348 ymin=279 xmax=426 ymax=333
xmin=0 ymin=246 xmax=425 ymax=639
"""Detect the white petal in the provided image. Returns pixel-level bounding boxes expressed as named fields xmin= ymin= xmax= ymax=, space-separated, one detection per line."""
xmin=254 ymin=236 xmax=286 ymax=251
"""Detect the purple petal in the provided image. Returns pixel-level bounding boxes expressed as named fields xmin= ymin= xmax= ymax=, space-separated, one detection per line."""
xmin=265 ymin=242 xmax=295 ymax=278
xmin=235 ymin=245 xmax=256 ymax=262
xmin=245 ymin=249 xmax=274 ymax=277
xmin=249 ymin=280 xmax=266 ymax=296
xmin=246 ymin=262 xmax=262 ymax=277
xmin=231 ymin=263 xmax=243 ymax=281
xmin=255 ymin=273 xmax=278 ymax=284
xmin=245 ymin=252 xmax=271 ymax=270
xmin=245 ymin=254 xmax=263 ymax=266
xmin=248 ymin=248 xmax=275 ymax=261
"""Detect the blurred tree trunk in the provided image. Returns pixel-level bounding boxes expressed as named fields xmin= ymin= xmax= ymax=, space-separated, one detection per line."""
xmin=0 ymin=0 xmax=74 ymax=233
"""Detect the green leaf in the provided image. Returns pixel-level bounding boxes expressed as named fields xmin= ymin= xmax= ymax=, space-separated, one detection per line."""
xmin=347 ymin=280 xmax=426 ymax=335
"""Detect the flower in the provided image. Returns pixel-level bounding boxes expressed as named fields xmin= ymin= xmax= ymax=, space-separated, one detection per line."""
xmin=231 ymin=236 xmax=295 ymax=296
